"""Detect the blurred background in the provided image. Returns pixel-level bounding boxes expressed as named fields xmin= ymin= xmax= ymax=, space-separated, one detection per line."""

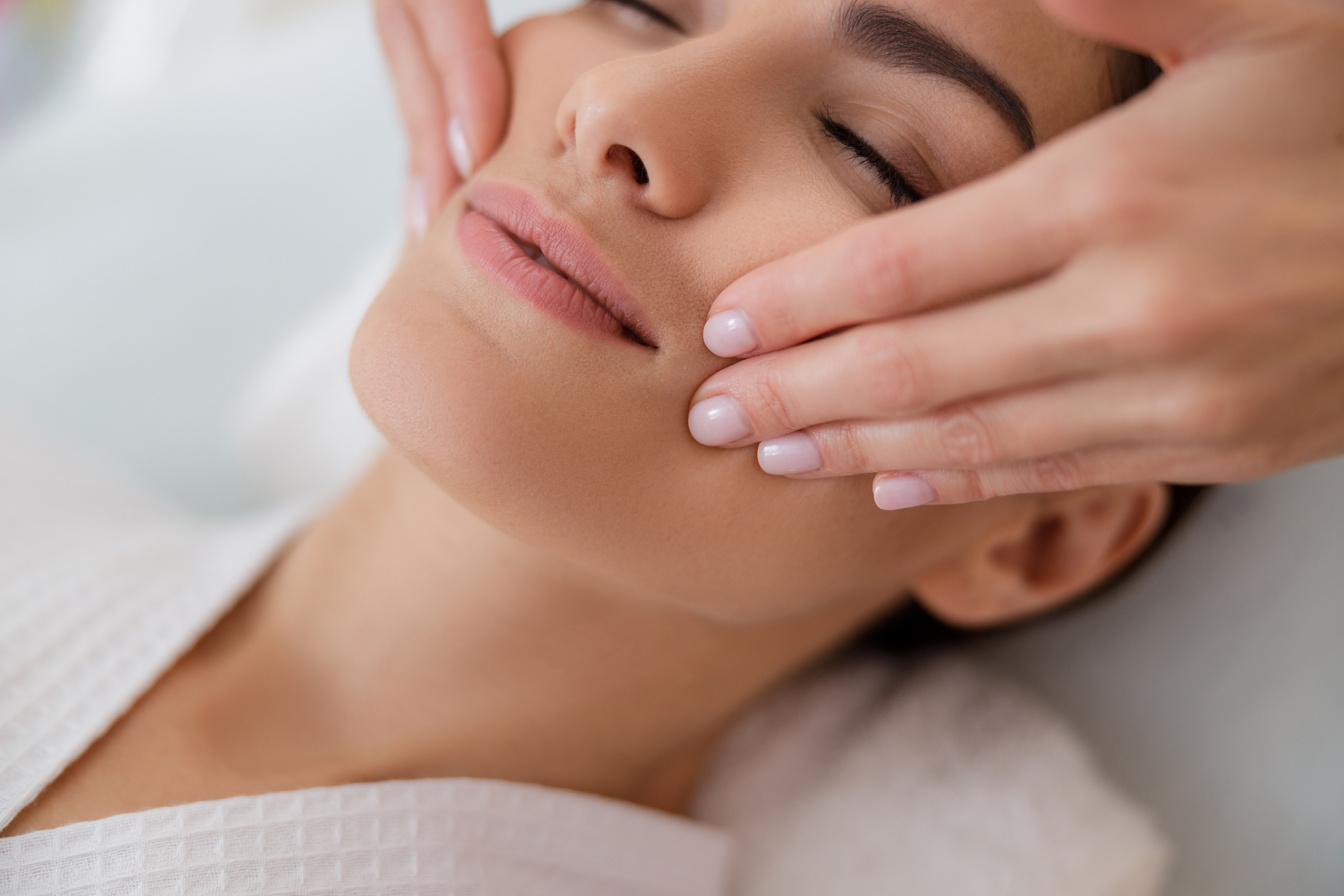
xmin=0 ymin=0 xmax=557 ymax=510
xmin=0 ymin=2 xmax=1340 ymax=893
xmin=1 ymin=0 xmax=381 ymax=139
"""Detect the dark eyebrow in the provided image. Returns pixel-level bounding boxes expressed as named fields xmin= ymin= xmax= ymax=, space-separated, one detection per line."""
xmin=834 ymin=1 xmax=1036 ymax=151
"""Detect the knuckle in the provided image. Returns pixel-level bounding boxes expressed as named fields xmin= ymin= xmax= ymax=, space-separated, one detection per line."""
xmin=1027 ymin=452 xmax=1088 ymax=493
xmin=765 ymin=292 xmax=805 ymax=346
xmin=855 ymin=329 xmax=927 ymax=414
xmin=948 ymin=471 xmax=993 ymax=503
xmin=743 ymin=367 xmax=802 ymax=434
xmin=1062 ymin=148 xmax=1171 ymax=241
xmin=827 ymin=425 xmax=874 ymax=473
xmin=852 ymin=232 xmax=918 ymax=316
xmin=1111 ymin=263 xmax=1210 ymax=355
xmin=934 ymin=406 xmax=999 ymax=467
xmin=1173 ymin=383 xmax=1256 ymax=443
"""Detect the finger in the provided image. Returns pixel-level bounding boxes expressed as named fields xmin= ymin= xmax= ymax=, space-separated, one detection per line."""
xmin=693 ymin=272 xmax=1134 ymax=446
xmin=414 ymin=0 xmax=510 ymax=177
xmin=1035 ymin=0 xmax=1280 ymax=65
xmin=798 ymin=347 xmax=1344 ymax=479
xmin=703 ymin=139 xmax=1090 ymax=358
xmin=375 ymin=0 xmax=454 ymax=236
xmin=871 ymin=440 xmax=1273 ymax=509
xmin=758 ymin=376 xmax=1174 ymax=478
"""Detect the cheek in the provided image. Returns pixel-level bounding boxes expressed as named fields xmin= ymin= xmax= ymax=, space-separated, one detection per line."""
xmin=352 ymin=251 xmax=961 ymax=624
xmin=351 ymin=245 xmax=682 ymax=523
xmin=350 ymin=13 xmax=963 ymax=622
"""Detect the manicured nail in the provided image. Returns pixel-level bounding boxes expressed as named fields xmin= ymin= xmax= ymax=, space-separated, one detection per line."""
xmin=873 ymin=474 xmax=936 ymax=511
xmin=688 ymin=395 xmax=752 ymax=446
xmin=405 ymin=176 xmax=428 ymax=241
xmin=448 ymin=116 xmax=475 ymax=180
xmin=703 ymin=310 xmax=760 ymax=357
xmin=758 ymin=433 xmax=822 ymax=475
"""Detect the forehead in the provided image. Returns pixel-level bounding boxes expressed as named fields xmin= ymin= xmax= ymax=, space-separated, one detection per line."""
xmin=712 ymin=0 xmax=1112 ymax=141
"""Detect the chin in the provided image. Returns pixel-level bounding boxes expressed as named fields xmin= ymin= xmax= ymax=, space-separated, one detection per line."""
xmin=350 ymin=248 xmax=909 ymax=625
xmin=349 ymin=251 xmax=677 ymax=574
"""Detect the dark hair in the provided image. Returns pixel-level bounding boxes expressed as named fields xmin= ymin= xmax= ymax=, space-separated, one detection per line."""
xmin=1109 ymin=50 xmax=1163 ymax=104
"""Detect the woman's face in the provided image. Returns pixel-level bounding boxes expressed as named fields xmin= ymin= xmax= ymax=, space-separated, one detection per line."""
xmin=353 ymin=0 xmax=1119 ymax=621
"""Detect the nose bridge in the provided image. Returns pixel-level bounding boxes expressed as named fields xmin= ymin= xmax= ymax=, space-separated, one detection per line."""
xmin=560 ymin=30 xmax=779 ymax=219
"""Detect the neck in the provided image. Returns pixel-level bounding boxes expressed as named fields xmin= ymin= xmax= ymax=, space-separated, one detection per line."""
xmin=196 ymin=451 xmax=888 ymax=813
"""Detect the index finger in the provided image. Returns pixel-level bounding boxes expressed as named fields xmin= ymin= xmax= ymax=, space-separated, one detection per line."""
xmin=703 ymin=136 xmax=1092 ymax=358
xmin=414 ymin=0 xmax=510 ymax=172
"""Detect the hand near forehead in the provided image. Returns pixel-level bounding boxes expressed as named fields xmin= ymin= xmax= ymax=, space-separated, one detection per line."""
xmin=374 ymin=0 xmax=509 ymax=240
xmin=690 ymin=0 xmax=1344 ymax=509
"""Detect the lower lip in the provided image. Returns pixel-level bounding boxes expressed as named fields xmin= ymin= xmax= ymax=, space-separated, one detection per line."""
xmin=456 ymin=209 xmax=628 ymax=343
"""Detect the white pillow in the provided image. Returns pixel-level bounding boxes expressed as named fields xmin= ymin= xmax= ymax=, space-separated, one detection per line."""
xmin=697 ymin=656 xmax=1168 ymax=896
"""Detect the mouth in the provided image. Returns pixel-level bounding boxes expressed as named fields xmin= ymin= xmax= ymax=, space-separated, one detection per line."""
xmin=458 ymin=183 xmax=657 ymax=349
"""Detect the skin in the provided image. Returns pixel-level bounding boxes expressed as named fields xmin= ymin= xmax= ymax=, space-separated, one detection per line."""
xmin=694 ymin=0 xmax=1344 ymax=507
xmin=378 ymin=0 xmax=1344 ymax=509
xmin=5 ymin=0 xmax=1168 ymax=838
xmin=376 ymin=0 xmax=510 ymax=235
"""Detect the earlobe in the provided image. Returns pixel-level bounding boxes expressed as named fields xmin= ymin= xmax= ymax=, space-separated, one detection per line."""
xmin=910 ymin=483 xmax=1170 ymax=629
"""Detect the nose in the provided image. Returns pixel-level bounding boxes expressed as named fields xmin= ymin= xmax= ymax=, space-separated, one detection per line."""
xmin=556 ymin=54 xmax=718 ymax=220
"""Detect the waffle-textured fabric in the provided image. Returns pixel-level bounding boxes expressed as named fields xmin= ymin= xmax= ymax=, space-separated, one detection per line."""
xmin=0 ymin=411 xmax=728 ymax=895
xmin=0 ymin=407 xmax=1167 ymax=895
xmin=0 ymin=779 xmax=725 ymax=896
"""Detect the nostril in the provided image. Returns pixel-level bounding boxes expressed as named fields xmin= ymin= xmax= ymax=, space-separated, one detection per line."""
xmin=630 ymin=153 xmax=649 ymax=186
xmin=606 ymin=145 xmax=650 ymax=186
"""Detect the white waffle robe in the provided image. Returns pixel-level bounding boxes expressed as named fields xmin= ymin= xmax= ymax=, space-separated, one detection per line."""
xmin=0 ymin=409 xmax=1168 ymax=896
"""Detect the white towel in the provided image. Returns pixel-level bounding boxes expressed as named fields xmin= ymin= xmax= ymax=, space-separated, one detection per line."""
xmin=698 ymin=656 xmax=1169 ymax=896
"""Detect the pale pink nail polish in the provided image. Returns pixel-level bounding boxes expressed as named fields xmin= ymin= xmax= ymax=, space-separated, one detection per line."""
xmin=758 ymin=433 xmax=822 ymax=475
xmin=703 ymin=310 xmax=760 ymax=357
xmin=689 ymin=395 xmax=752 ymax=446
xmin=873 ymin=475 xmax=936 ymax=511
xmin=405 ymin=176 xmax=429 ymax=241
xmin=448 ymin=116 xmax=475 ymax=180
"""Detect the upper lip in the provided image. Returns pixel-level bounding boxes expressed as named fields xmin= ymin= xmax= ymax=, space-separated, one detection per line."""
xmin=464 ymin=182 xmax=656 ymax=347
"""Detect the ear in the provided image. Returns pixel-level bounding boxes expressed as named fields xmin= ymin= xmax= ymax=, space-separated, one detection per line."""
xmin=910 ymin=483 xmax=1170 ymax=629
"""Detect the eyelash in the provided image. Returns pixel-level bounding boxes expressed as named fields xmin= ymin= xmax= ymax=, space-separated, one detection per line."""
xmin=592 ymin=3 xmax=923 ymax=209
xmin=592 ymin=0 xmax=683 ymax=32
xmin=819 ymin=113 xmax=924 ymax=208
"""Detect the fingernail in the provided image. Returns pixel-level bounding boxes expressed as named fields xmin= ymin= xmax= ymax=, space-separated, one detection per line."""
xmin=703 ymin=310 xmax=760 ymax=357
xmin=405 ymin=176 xmax=428 ymax=241
xmin=873 ymin=474 xmax=936 ymax=511
xmin=688 ymin=395 xmax=752 ymax=446
xmin=448 ymin=116 xmax=475 ymax=180
xmin=758 ymin=433 xmax=822 ymax=475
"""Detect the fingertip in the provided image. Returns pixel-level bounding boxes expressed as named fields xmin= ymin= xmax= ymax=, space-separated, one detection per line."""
xmin=703 ymin=309 xmax=760 ymax=358
xmin=404 ymin=175 xmax=429 ymax=241
xmin=688 ymin=395 xmax=753 ymax=447
xmin=873 ymin=474 xmax=937 ymax=511
xmin=758 ymin=432 xmax=823 ymax=476
xmin=447 ymin=117 xmax=475 ymax=180
xmin=450 ymin=47 xmax=511 ymax=167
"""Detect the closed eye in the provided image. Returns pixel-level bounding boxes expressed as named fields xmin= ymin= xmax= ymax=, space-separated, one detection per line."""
xmin=819 ymin=113 xmax=924 ymax=208
xmin=590 ymin=0 xmax=684 ymax=33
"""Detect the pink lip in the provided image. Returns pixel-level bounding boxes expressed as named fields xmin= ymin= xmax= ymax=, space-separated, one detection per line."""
xmin=457 ymin=182 xmax=656 ymax=347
